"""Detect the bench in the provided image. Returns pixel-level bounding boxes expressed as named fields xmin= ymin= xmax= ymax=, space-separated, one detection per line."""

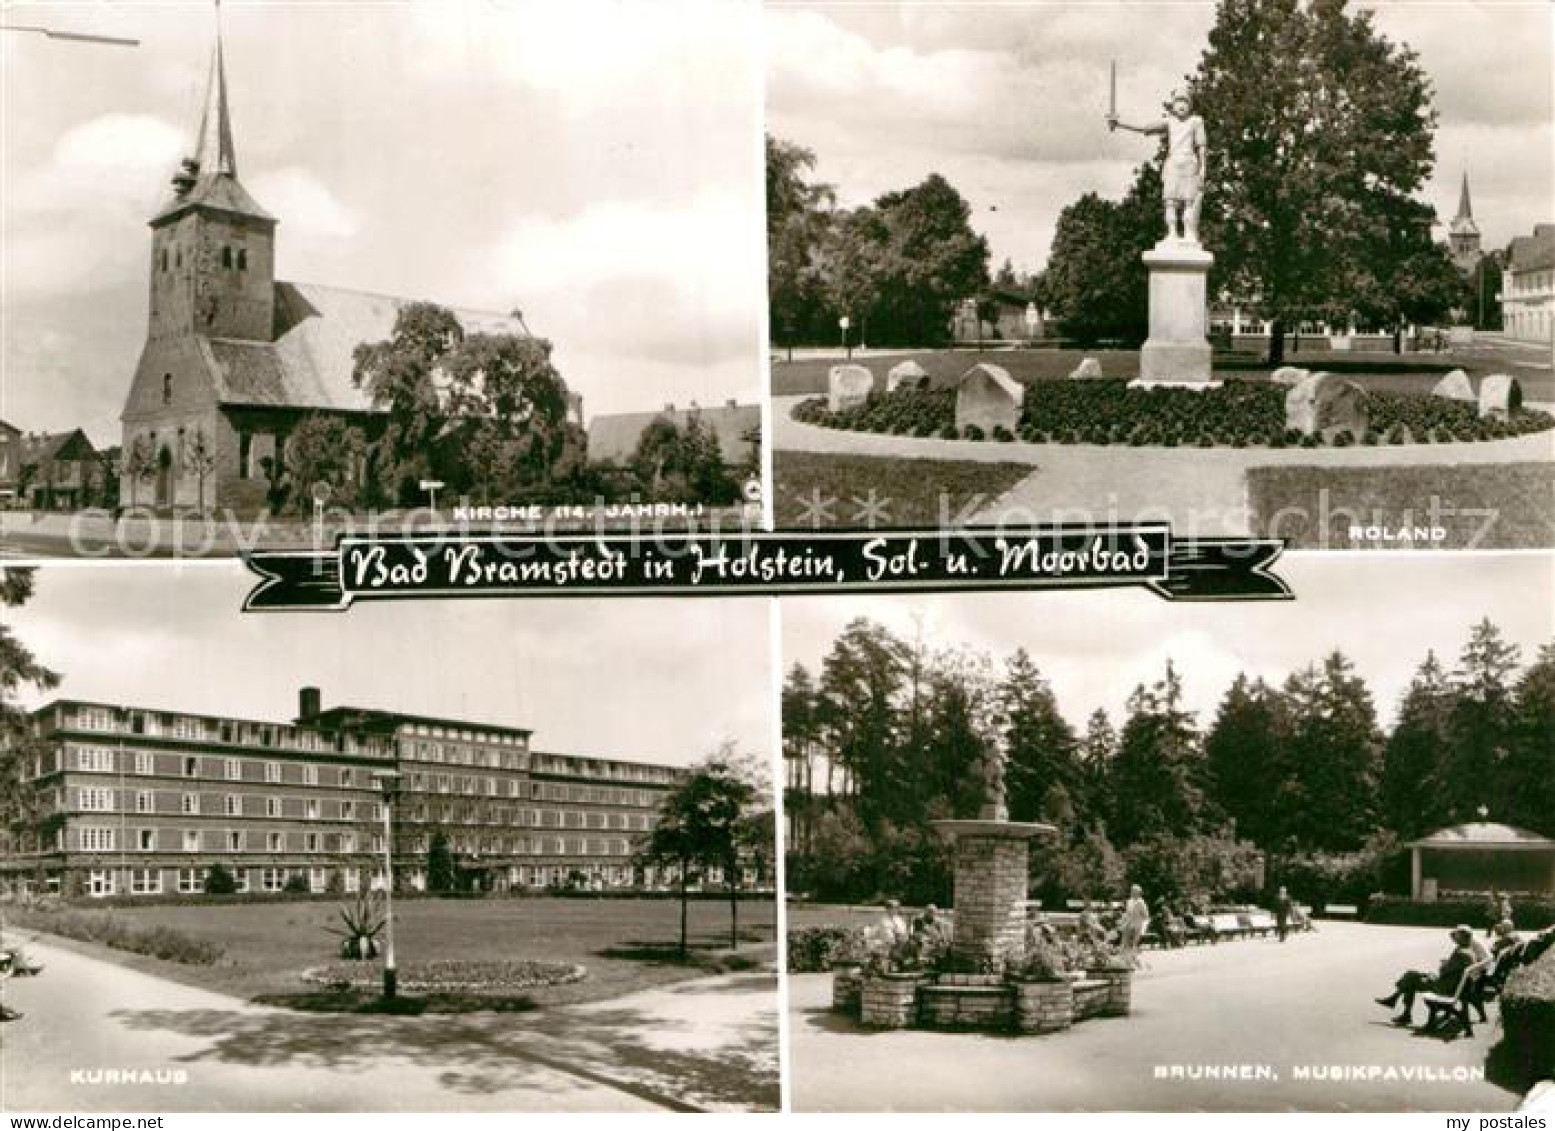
xmin=1421 ymin=958 xmax=1493 ymax=1039
xmin=1324 ymin=904 xmax=1359 ymax=919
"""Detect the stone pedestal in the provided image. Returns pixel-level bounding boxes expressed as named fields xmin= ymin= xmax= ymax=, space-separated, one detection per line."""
xmin=932 ymin=818 xmax=1054 ymax=967
xmin=1132 ymin=239 xmax=1217 ymax=390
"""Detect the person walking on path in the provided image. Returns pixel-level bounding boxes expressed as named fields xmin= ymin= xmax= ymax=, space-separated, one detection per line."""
xmin=1120 ymin=885 xmax=1151 ymax=968
xmin=1275 ymin=886 xmax=1293 ymax=942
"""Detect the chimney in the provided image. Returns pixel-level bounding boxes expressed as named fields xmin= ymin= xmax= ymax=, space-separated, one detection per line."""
xmin=664 ymin=402 xmax=675 ymax=413
xmin=298 ymin=686 xmax=321 ymax=721
xmin=726 ymin=398 xmax=737 ymax=409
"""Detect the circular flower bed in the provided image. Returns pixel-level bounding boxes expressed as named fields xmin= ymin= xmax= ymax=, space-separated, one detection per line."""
xmin=793 ymin=379 xmax=1554 ymax=448
xmin=302 ymin=958 xmax=586 ymax=993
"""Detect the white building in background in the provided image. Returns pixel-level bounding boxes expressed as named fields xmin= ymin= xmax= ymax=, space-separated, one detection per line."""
xmin=1500 ymin=223 xmax=1555 ymax=344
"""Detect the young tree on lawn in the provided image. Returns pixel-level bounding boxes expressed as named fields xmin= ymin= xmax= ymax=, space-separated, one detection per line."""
xmin=638 ymin=752 xmax=755 ymax=956
xmin=1187 ymin=0 xmax=1439 ymax=362
xmin=185 ymin=427 xmax=218 ymax=514
xmin=124 ymin=434 xmax=156 ymax=508
xmin=0 ymin=570 xmax=61 ymax=871
xmin=425 ymin=827 xmax=456 ymax=893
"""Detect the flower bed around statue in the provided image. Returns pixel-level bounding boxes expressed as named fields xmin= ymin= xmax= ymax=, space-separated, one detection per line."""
xmin=303 ymin=958 xmax=586 ymax=993
xmin=793 ymin=379 xmax=1554 ymax=448
xmin=831 ymin=915 xmax=1134 ymax=1035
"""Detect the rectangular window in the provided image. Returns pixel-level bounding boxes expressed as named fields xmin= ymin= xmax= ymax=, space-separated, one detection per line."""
xmin=183 ymin=756 xmax=199 ymax=778
xmin=309 ymin=867 xmax=327 ymax=893
xmin=340 ymin=833 xmax=356 ymax=853
xmin=182 ymin=830 xmax=199 ymax=853
xmin=135 ymin=790 xmax=154 ymax=814
xmin=137 ymin=829 xmax=156 ymax=852
xmin=261 ymin=868 xmax=284 ymax=893
xmin=177 ymin=867 xmax=202 ymax=894
xmin=267 ymin=832 xmax=283 ymax=852
xmin=76 ymin=746 xmax=114 ymax=773
xmin=80 ymin=826 xmax=115 ymax=852
xmin=340 ymin=800 xmax=354 ymax=820
xmin=227 ymin=830 xmax=242 ymax=852
xmin=305 ymin=800 xmax=319 ymax=820
xmin=265 ymin=762 xmax=282 ymax=784
xmin=88 ymin=869 xmax=115 ymax=897
xmin=78 ymin=787 xmax=114 ymax=812
xmin=225 ymin=758 xmax=241 ymax=781
xmin=135 ymin=751 xmax=154 ymax=775
xmin=224 ymin=795 xmax=240 ymax=817
xmin=266 ymin=797 xmax=281 ymax=818
xmin=304 ymin=832 xmax=319 ymax=853
xmin=303 ymin=765 xmax=318 ymax=786
xmin=182 ymin=793 xmax=199 ymax=815
xmin=130 ymin=868 xmax=161 ymax=895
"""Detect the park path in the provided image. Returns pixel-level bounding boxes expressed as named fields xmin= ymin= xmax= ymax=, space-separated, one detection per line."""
xmin=772 ymin=395 xmax=1555 ymax=536
xmin=790 ymin=921 xmax=1521 ymax=1112
xmin=0 ymin=937 xmax=777 ymax=1113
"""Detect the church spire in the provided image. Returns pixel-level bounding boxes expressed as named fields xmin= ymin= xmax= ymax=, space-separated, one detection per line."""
xmin=1454 ymin=171 xmax=1474 ymax=225
xmin=193 ymin=1 xmax=238 ymax=178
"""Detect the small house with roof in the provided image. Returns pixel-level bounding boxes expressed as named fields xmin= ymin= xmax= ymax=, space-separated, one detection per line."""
xmin=1405 ymin=820 xmax=1555 ymax=901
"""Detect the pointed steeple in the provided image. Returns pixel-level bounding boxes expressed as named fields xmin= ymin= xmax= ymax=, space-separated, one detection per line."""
xmin=1454 ymin=172 xmax=1474 ymax=225
xmin=193 ymin=4 xmax=238 ymax=178
xmin=153 ymin=0 xmax=272 ymax=228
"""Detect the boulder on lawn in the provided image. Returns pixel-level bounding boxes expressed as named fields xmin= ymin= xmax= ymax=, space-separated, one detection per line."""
xmin=1478 ymin=374 xmax=1523 ymax=420
xmin=1068 ymin=357 xmax=1105 ymax=380
xmin=827 ymin=364 xmax=875 ymax=412
xmin=956 ymin=363 xmax=1025 ymax=435
xmin=1431 ymin=369 xmax=1476 ymax=402
xmin=886 ymin=359 xmax=930 ymax=393
xmin=1271 ymin=366 xmax=1311 ymax=387
xmin=1285 ymin=372 xmax=1368 ymax=441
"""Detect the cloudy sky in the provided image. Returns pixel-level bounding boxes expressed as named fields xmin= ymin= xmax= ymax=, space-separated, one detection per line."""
xmin=783 ymin=553 xmax=1555 ymax=731
xmin=767 ymin=0 xmax=1554 ymax=277
xmin=2 ymin=0 xmax=765 ymax=444
xmin=8 ymin=564 xmax=774 ymax=767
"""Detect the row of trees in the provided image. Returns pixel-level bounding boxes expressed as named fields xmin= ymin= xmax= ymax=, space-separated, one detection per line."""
xmin=767 ymin=137 xmax=991 ymax=349
xmin=784 ymin=616 xmax=1554 ymax=908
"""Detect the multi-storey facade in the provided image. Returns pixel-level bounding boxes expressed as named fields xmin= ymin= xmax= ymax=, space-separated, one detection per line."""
xmin=4 ymin=688 xmax=690 ymax=899
xmin=1500 ymin=222 xmax=1555 ymax=345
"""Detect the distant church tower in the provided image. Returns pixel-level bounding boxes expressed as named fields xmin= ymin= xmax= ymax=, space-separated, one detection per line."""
xmin=1448 ymin=171 xmax=1483 ymax=274
xmin=146 ymin=13 xmax=277 ymax=343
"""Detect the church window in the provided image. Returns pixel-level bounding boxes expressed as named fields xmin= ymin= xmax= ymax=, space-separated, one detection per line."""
xmin=221 ymin=246 xmax=233 ymax=270
xmin=239 ymin=433 xmax=253 ymax=479
xmin=162 ymin=374 xmax=173 ymax=405
xmin=161 ymin=248 xmax=169 ymax=272
xmin=237 ymin=248 xmax=248 ymax=271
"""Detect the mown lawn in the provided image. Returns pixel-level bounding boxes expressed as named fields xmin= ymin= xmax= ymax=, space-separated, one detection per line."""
xmin=771 ymin=342 xmax=1553 ymax=400
xmin=7 ymin=896 xmax=776 ymax=1007
xmin=1247 ymin=462 xmax=1555 ymax=549
xmin=773 ymin=452 xmax=1035 ymax=528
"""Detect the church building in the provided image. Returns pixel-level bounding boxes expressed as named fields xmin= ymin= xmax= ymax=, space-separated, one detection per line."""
xmin=1446 ymin=171 xmax=1483 ymax=275
xmin=120 ymin=27 xmax=532 ymax=510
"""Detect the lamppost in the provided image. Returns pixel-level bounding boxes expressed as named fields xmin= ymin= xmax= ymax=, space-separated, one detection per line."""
xmin=839 ymin=315 xmax=851 ymax=360
xmin=370 ymin=768 xmax=402 ymax=999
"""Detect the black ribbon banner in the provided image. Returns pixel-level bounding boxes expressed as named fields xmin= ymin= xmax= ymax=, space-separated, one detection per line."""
xmin=241 ymin=526 xmax=1290 ymax=611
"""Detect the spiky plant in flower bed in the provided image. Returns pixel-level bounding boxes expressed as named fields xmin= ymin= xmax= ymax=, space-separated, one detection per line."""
xmin=325 ymin=889 xmax=387 ymax=961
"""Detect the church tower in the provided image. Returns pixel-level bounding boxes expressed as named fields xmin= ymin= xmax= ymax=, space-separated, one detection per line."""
xmin=1448 ymin=171 xmax=1483 ymax=273
xmin=146 ymin=9 xmax=277 ymax=343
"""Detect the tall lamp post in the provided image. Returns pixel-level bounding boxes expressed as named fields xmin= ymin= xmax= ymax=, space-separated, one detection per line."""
xmin=371 ymin=768 xmax=402 ymax=1000
xmin=839 ymin=315 xmax=851 ymax=360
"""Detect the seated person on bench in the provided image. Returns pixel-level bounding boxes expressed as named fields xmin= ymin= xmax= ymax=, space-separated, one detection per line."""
xmin=1374 ymin=925 xmax=1479 ymax=1026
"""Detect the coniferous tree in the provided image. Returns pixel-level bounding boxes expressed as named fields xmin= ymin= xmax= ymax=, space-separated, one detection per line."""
xmin=1380 ymin=650 xmax=1456 ymax=837
xmin=999 ymin=650 xmax=1081 ymax=824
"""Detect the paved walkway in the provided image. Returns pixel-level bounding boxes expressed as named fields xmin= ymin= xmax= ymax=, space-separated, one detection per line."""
xmin=773 ymin=395 xmax=1555 ymax=536
xmin=790 ymin=921 xmax=1521 ymax=1112
xmin=0 ymin=937 xmax=777 ymax=1112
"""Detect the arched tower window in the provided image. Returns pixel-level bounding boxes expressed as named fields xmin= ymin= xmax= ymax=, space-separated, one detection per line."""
xmin=221 ymin=246 xmax=233 ymax=270
xmin=162 ymin=374 xmax=173 ymax=405
xmin=237 ymin=248 xmax=248 ymax=271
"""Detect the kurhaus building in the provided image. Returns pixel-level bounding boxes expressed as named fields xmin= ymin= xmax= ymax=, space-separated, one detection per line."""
xmin=5 ymin=688 xmax=697 ymax=900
